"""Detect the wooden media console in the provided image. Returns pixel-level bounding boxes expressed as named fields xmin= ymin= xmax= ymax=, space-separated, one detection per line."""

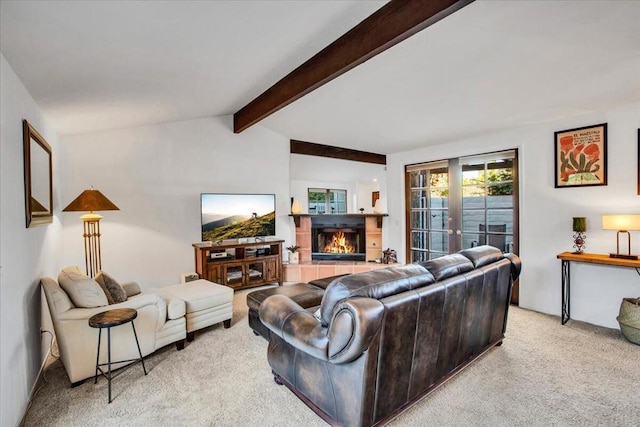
xmin=193 ymin=239 xmax=283 ymax=290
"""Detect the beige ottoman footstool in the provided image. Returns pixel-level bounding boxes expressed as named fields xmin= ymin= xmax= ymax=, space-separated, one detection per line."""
xmin=159 ymin=279 xmax=233 ymax=341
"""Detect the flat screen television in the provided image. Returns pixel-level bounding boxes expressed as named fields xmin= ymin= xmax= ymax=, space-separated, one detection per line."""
xmin=201 ymin=193 xmax=276 ymax=241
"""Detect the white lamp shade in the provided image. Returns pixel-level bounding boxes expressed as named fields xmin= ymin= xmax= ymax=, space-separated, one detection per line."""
xmin=291 ymin=199 xmax=303 ymax=214
xmin=602 ymin=215 xmax=640 ymax=231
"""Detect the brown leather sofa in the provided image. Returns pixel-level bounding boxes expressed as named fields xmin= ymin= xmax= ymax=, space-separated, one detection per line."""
xmin=259 ymin=246 xmax=521 ymax=427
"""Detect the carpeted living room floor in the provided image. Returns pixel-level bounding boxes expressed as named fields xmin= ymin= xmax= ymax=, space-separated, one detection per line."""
xmin=23 ymin=285 xmax=640 ymax=426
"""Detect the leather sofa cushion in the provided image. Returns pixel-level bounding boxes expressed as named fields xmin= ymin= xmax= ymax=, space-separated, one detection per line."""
xmin=247 ymin=283 xmax=324 ymax=312
xmin=320 ymin=264 xmax=434 ymax=326
xmin=460 ymin=245 xmax=504 ymax=268
xmin=58 ymin=266 xmax=108 ymax=308
xmin=419 ymin=254 xmax=474 ymax=281
xmin=308 ymin=274 xmax=348 ymax=290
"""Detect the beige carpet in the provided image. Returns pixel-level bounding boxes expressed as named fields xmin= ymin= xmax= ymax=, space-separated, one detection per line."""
xmin=23 ymin=287 xmax=640 ymax=426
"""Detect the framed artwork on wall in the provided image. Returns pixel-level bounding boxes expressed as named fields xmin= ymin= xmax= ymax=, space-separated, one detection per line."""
xmin=372 ymin=191 xmax=380 ymax=207
xmin=554 ymin=123 xmax=607 ymax=188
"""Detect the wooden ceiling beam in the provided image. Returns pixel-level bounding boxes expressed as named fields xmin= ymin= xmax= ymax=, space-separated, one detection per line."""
xmin=234 ymin=0 xmax=475 ymax=133
xmin=291 ymin=140 xmax=386 ymax=165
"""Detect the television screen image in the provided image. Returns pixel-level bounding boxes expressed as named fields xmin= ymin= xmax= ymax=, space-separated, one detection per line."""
xmin=201 ymin=193 xmax=275 ymax=241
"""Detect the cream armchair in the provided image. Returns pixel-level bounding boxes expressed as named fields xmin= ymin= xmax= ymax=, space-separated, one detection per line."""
xmin=41 ymin=267 xmax=187 ymax=386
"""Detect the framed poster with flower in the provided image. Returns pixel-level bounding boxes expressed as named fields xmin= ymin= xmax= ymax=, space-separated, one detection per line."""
xmin=554 ymin=123 xmax=607 ymax=188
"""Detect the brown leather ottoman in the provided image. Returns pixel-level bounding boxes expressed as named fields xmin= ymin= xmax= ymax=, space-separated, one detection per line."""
xmin=247 ymin=283 xmax=324 ymax=340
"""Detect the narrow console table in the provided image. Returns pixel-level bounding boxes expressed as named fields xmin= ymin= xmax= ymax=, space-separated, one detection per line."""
xmin=557 ymin=252 xmax=640 ymax=325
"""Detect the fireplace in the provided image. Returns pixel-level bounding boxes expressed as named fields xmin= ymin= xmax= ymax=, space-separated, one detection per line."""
xmin=311 ymin=216 xmax=365 ymax=261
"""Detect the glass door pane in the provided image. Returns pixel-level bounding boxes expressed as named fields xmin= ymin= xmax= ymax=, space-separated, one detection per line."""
xmin=224 ymin=262 xmax=244 ymax=288
xmin=460 ymin=154 xmax=515 ymax=253
xmin=246 ymin=260 xmax=265 ymax=286
xmin=407 ymin=165 xmax=450 ymax=262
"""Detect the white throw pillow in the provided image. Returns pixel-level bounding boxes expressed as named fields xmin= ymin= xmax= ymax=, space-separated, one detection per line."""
xmin=58 ymin=266 xmax=108 ymax=308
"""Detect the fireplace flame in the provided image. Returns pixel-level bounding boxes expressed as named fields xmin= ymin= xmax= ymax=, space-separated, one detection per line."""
xmin=323 ymin=230 xmax=355 ymax=254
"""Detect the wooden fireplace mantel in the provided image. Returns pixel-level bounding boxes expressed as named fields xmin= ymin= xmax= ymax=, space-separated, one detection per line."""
xmin=289 ymin=213 xmax=388 ymax=228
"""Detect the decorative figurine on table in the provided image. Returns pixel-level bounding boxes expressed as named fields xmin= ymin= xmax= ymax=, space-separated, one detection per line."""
xmin=382 ymin=248 xmax=397 ymax=264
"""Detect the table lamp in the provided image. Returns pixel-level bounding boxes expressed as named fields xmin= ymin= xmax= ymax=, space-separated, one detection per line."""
xmin=291 ymin=199 xmax=302 ymax=214
xmin=601 ymin=214 xmax=640 ymax=260
xmin=572 ymin=217 xmax=586 ymax=254
xmin=63 ymin=187 xmax=119 ymax=277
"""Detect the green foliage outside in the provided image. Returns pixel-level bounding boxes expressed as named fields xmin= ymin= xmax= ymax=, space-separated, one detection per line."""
xmin=413 ymin=167 xmax=513 ymax=198
xmin=202 ymin=211 xmax=275 ymax=241
xmin=486 ymin=169 xmax=513 ymax=195
xmin=308 ymin=191 xmax=326 ymax=202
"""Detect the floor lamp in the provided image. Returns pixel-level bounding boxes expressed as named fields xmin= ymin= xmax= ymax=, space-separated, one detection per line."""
xmin=63 ymin=188 xmax=119 ymax=277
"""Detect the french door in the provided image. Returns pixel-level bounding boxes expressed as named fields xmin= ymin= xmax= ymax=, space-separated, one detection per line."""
xmin=405 ymin=150 xmax=519 ymax=262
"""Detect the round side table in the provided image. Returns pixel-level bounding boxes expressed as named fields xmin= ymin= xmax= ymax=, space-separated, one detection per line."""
xmin=89 ymin=308 xmax=147 ymax=403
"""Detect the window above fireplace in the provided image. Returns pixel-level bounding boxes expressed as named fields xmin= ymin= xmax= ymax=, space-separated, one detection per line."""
xmin=308 ymin=188 xmax=347 ymax=214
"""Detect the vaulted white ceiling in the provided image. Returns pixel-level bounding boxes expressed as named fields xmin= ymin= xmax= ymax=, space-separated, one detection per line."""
xmin=2 ymin=1 xmax=639 ymax=155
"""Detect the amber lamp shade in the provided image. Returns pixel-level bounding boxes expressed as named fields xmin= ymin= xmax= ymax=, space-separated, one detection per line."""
xmin=63 ymin=189 xmax=119 ymax=213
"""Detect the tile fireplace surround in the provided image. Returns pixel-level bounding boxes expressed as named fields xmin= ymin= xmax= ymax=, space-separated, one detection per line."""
xmin=288 ymin=214 xmax=388 ymax=282
xmin=284 ymin=260 xmax=390 ymax=283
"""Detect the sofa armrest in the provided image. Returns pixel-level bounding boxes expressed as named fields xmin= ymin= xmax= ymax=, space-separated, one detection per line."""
xmin=259 ymin=295 xmax=329 ymax=361
xmin=56 ymin=293 xmax=159 ymax=321
xmin=504 ymin=253 xmax=522 ymax=281
xmin=163 ymin=295 xmax=186 ymax=320
xmin=327 ymin=297 xmax=384 ymax=364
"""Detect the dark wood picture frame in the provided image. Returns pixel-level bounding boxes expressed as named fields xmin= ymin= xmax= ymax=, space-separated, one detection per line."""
xmin=554 ymin=123 xmax=607 ymax=188
xmin=23 ymin=119 xmax=53 ymax=227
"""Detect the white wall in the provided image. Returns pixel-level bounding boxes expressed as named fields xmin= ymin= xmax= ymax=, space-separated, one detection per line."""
xmin=59 ymin=116 xmax=292 ymax=287
xmin=387 ymin=103 xmax=640 ymax=328
xmin=290 ymin=154 xmax=387 ymax=214
xmin=0 ymin=54 xmax=62 ymax=426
